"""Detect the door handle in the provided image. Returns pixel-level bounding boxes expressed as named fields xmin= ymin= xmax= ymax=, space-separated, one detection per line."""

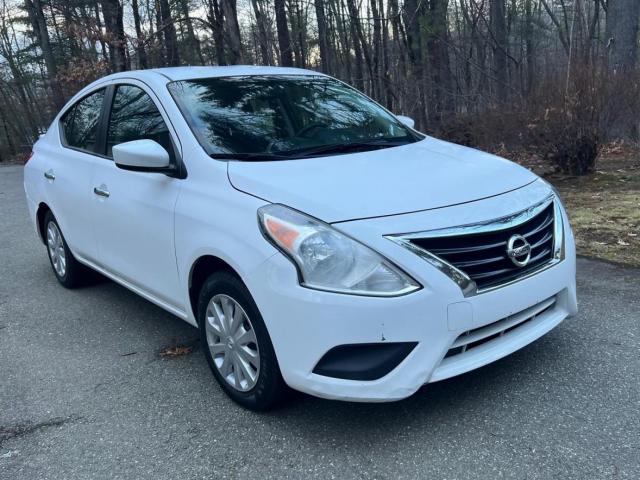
xmin=93 ymin=186 xmax=110 ymax=198
xmin=44 ymin=170 xmax=55 ymax=181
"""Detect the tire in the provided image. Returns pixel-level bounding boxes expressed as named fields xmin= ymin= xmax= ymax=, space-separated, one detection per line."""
xmin=43 ymin=211 xmax=92 ymax=288
xmin=197 ymin=271 xmax=287 ymax=411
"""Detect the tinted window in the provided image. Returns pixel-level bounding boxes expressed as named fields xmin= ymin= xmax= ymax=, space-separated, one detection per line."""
xmin=107 ymin=85 xmax=174 ymax=160
xmin=61 ymin=89 xmax=105 ymax=152
xmin=168 ymin=76 xmax=419 ymax=158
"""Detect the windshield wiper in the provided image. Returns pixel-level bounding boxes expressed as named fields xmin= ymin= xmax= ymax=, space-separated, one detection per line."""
xmin=210 ymin=152 xmax=293 ymax=161
xmin=209 ymin=138 xmax=411 ymax=161
xmin=277 ymin=139 xmax=410 ymax=159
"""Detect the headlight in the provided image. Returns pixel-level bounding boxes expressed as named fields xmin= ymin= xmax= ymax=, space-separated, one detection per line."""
xmin=258 ymin=204 xmax=421 ymax=296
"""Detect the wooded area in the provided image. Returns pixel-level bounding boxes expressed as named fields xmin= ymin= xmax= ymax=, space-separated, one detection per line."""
xmin=1 ymin=0 xmax=639 ymax=174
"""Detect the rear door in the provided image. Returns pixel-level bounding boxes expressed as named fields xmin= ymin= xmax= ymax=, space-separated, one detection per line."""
xmin=90 ymin=81 xmax=185 ymax=311
xmin=44 ymin=87 xmax=107 ymax=262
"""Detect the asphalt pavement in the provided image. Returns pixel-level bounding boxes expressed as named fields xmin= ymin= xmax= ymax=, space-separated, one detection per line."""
xmin=1 ymin=164 xmax=639 ymax=479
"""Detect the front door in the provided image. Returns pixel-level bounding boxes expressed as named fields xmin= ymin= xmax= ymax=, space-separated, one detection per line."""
xmin=91 ymin=83 xmax=184 ymax=311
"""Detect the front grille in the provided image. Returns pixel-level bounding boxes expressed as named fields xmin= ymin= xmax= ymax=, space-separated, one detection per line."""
xmin=445 ymin=296 xmax=556 ymax=359
xmin=409 ymin=202 xmax=556 ymax=291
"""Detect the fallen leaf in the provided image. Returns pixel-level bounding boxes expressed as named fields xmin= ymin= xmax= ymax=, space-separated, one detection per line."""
xmin=159 ymin=346 xmax=193 ymax=357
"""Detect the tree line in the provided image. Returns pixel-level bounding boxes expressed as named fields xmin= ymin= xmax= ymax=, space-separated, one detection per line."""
xmin=1 ymin=0 xmax=639 ymax=172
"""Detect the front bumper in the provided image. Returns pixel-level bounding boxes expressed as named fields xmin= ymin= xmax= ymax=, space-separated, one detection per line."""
xmin=246 ymin=183 xmax=578 ymax=402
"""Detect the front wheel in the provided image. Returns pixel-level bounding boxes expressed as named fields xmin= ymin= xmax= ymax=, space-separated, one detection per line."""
xmin=197 ymin=272 xmax=287 ymax=411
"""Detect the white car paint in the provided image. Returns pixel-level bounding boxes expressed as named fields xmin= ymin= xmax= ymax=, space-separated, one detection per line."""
xmin=228 ymin=136 xmax=538 ymax=222
xmin=23 ymin=66 xmax=577 ymax=402
xmin=396 ymin=115 xmax=415 ymax=129
xmin=113 ymin=139 xmax=171 ymax=169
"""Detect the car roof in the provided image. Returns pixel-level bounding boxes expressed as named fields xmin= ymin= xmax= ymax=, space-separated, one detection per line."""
xmin=101 ymin=65 xmax=327 ymax=82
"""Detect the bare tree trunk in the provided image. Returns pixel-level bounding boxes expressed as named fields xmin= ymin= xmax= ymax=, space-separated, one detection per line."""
xmin=606 ymin=0 xmax=640 ymax=73
xmin=154 ymin=0 xmax=166 ymax=65
xmin=388 ymin=0 xmax=407 ymax=109
xmin=159 ymin=0 xmax=180 ymax=66
xmin=205 ymin=0 xmax=226 ymax=65
xmin=288 ymin=0 xmax=307 ymax=68
xmin=490 ymin=0 xmax=508 ymax=100
xmin=0 ymin=80 xmax=35 ymax=145
xmin=221 ymin=0 xmax=243 ymax=64
xmin=370 ymin=0 xmax=382 ymax=100
xmin=101 ymin=0 xmax=129 ymax=72
xmin=346 ymin=0 xmax=374 ymax=94
xmin=297 ymin=0 xmax=308 ymax=68
xmin=427 ymin=0 xmax=454 ymax=118
xmin=524 ymin=0 xmax=534 ymax=94
xmin=379 ymin=0 xmax=392 ymax=109
xmin=0 ymin=99 xmax=18 ymax=157
xmin=539 ymin=0 xmax=570 ymax=55
xmin=78 ymin=5 xmax=97 ymax=60
xmin=314 ymin=0 xmax=330 ymax=72
xmin=274 ymin=0 xmax=293 ymax=66
xmin=93 ymin=4 xmax=110 ymax=64
xmin=403 ymin=0 xmax=428 ymax=126
xmin=345 ymin=0 xmax=365 ymax=90
xmin=24 ymin=0 xmax=63 ymax=107
xmin=179 ymin=0 xmax=205 ymax=65
xmin=587 ymin=0 xmax=602 ymax=65
xmin=60 ymin=2 xmax=81 ymax=58
xmin=0 ymin=34 xmax=40 ymax=137
xmin=116 ymin=0 xmax=130 ymax=68
xmin=355 ymin=0 xmax=375 ymax=93
xmin=47 ymin=2 xmax=63 ymax=63
xmin=0 ymin=107 xmax=14 ymax=159
xmin=330 ymin=0 xmax=352 ymax=81
xmin=252 ymin=0 xmax=271 ymax=65
xmin=132 ymin=0 xmax=149 ymax=68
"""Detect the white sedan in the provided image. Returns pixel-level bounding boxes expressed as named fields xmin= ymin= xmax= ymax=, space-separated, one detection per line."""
xmin=23 ymin=66 xmax=577 ymax=410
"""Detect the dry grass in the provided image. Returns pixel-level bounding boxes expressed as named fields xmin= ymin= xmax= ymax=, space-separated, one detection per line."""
xmin=521 ymin=142 xmax=640 ymax=268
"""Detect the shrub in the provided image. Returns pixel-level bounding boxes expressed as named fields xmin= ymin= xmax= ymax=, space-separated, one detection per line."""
xmin=433 ymin=63 xmax=638 ymax=176
xmin=527 ymin=102 xmax=601 ymax=175
xmin=548 ymin=128 xmax=600 ymax=175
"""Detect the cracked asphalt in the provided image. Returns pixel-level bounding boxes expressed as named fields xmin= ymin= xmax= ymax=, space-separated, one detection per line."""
xmin=1 ymin=164 xmax=639 ymax=479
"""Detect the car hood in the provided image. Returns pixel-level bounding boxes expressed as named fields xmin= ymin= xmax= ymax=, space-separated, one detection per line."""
xmin=227 ymin=137 xmax=538 ymax=223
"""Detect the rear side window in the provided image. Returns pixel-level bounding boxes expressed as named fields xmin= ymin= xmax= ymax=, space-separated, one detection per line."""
xmin=106 ymin=85 xmax=174 ymax=161
xmin=61 ymin=89 xmax=105 ymax=152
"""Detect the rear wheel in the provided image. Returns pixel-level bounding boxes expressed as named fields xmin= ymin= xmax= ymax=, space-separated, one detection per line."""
xmin=197 ymin=272 xmax=286 ymax=410
xmin=44 ymin=211 xmax=91 ymax=288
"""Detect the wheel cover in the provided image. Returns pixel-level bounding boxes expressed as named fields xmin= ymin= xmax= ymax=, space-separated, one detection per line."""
xmin=46 ymin=221 xmax=66 ymax=278
xmin=205 ymin=294 xmax=260 ymax=392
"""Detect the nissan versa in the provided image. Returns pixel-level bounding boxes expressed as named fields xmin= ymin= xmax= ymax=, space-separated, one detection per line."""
xmin=23 ymin=66 xmax=577 ymax=410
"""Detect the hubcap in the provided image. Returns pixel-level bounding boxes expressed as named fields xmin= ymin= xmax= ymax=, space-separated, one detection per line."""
xmin=205 ymin=294 xmax=260 ymax=392
xmin=46 ymin=221 xmax=66 ymax=278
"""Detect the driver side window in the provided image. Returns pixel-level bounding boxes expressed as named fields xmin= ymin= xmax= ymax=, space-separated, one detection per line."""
xmin=106 ymin=85 xmax=175 ymax=162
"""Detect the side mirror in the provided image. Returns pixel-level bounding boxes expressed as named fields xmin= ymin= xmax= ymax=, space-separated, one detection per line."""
xmin=396 ymin=115 xmax=415 ymax=129
xmin=113 ymin=139 xmax=171 ymax=173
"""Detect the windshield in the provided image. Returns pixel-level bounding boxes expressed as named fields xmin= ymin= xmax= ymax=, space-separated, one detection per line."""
xmin=167 ymin=75 xmax=421 ymax=160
